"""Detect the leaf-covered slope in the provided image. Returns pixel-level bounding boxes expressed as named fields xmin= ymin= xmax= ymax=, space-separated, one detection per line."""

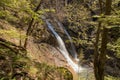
xmin=0 ymin=38 xmax=73 ymax=80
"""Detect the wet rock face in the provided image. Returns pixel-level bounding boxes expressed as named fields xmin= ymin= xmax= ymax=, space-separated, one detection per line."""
xmin=47 ymin=34 xmax=58 ymax=46
xmin=32 ymin=22 xmax=60 ymax=47
xmin=32 ymin=25 xmax=49 ymax=42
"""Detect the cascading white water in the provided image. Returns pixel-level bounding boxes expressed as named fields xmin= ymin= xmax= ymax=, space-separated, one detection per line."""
xmin=45 ymin=20 xmax=84 ymax=73
xmin=55 ymin=19 xmax=78 ymax=60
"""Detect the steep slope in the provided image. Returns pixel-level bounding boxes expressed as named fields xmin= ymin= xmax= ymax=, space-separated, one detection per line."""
xmin=0 ymin=19 xmax=73 ymax=80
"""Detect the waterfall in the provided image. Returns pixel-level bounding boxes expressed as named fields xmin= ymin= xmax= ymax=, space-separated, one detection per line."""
xmin=45 ymin=19 xmax=84 ymax=73
xmin=55 ymin=19 xmax=78 ymax=60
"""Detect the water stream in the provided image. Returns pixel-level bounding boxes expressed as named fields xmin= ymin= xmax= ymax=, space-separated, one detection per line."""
xmin=55 ymin=19 xmax=78 ymax=60
xmin=45 ymin=19 xmax=84 ymax=73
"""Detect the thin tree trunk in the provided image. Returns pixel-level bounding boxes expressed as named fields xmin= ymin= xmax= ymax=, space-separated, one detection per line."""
xmin=94 ymin=22 xmax=101 ymax=80
xmin=56 ymin=0 xmax=58 ymax=13
xmin=99 ymin=27 xmax=108 ymax=80
xmin=105 ymin=0 xmax=112 ymax=15
xmin=24 ymin=0 xmax=42 ymax=48
xmin=99 ymin=0 xmax=103 ymax=12
xmin=24 ymin=18 xmax=34 ymax=48
xmin=94 ymin=0 xmax=103 ymax=79
xmin=65 ymin=0 xmax=67 ymax=6
xmin=19 ymin=29 xmax=22 ymax=46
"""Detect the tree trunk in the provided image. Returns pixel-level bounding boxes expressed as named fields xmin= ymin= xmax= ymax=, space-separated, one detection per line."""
xmin=24 ymin=0 xmax=42 ymax=48
xmin=105 ymin=0 xmax=112 ymax=15
xmin=99 ymin=0 xmax=103 ymax=12
xmin=94 ymin=22 xmax=102 ymax=80
xmin=65 ymin=0 xmax=68 ymax=6
xmin=99 ymin=27 xmax=108 ymax=80
xmin=94 ymin=0 xmax=103 ymax=79
xmin=98 ymin=0 xmax=112 ymax=80
xmin=94 ymin=0 xmax=112 ymax=80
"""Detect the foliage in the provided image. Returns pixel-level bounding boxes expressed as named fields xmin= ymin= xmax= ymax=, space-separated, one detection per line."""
xmin=105 ymin=75 xmax=120 ymax=80
xmin=115 ymin=38 xmax=120 ymax=57
xmin=0 ymin=0 xmax=55 ymax=24
xmin=65 ymin=4 xmax=91 ymax=29
xmin=0 ymin=29 xmax=26 ymax=39
xmin=108 ymin=38 xmax=120 ymax=58
xmin=63 ymin=3 xmax=94 ymax=47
